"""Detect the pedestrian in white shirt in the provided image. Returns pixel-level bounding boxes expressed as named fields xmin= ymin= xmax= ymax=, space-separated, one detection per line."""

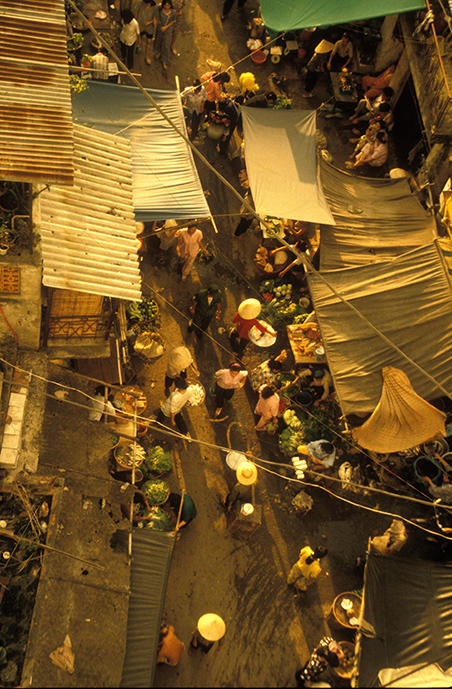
xmin=176 ymin=222 xmax=204 ymax=281
xmin=92 ymin=47 xmax=109 ymax=80
xmin=181 ymin=79 xmax=207 ymax=140
xmin=213 ymin=363 xmax=248 ymax=417
xmin=156 ymin=378 xmax=195 ymax=437
xmin=132 ymin=0 xmax=157 ymax=65
xmin=88 ymin=386 xmax=116 ymax=422
xmin=120 ymin=9 xmax=141 ymax=70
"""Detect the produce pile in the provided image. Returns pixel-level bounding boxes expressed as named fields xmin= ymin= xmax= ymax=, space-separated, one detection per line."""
xmin=198 ymin=242 xmax=215 ymax=264
xmin=142 ymin=445 xmax=172 ymax=477
xmin=126 ymin=296 xmax=160 ymax=330
xmin=278 ymin=407 xmax=345 ymax=456
xmin=186 ymin=383 xmax=205 ymax=407
xmin=258 ymin=279 xmax=309 ymax=330
xmin=142 ymin=479 xmax=170 ymax=505
xmin=136 ymin=507 xmax=172 ymax=532
xmin=115 ymin=442 xmax=146 ymax=468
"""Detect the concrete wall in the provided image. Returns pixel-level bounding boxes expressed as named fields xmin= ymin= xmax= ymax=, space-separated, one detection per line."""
xmin=375 ymin=15 xmax=404 ymax=72
xmin=0 ymin=258 xmax=42 ymax=350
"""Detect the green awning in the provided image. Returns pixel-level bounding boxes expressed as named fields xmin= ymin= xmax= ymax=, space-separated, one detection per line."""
xmin=260 ymin=0 xmax=426 ymax=33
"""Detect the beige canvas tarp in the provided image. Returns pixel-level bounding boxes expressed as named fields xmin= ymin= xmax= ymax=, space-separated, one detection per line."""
xmin=352 ymin=367 xmax=446 ymax=452
xmin=308 ymin=242 xmax=452 ymax=414
xmin=319 ymin=162 xmax=437 ymax=270
xmin=307 ymin=163 xmax=451 ymax=416
xmin=241 ymin=108 xmax=334 ymax=225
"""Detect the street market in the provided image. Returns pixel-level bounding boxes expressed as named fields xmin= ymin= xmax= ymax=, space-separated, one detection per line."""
xmin=0 ymin=0 xmax=452 ymax=687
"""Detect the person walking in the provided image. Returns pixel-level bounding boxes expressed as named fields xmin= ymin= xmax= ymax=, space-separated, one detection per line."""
xmin=217 ymin=97 xmax=239 ymax=156
xmin=181 ymin=79 xmax=207 ymax=140
xmin=176 ymin=222 xmax=204 ymax=280
xmin=154 ymin=0 xmax=177 ymax=72
xmin=156 ymin=377 xmax=196 ymax=437
xmin=234 ymin=190 xmax=254 ymax=237
xmin=221 ymin=0 xmax=247 ymax=21
xmin=119 ymin=8 xmax=141 ymax=71
xmin=287 ymin=545 xmax=328 ymax=592
xmin=190 ymin=614 xmax=225 ymax=654
xmin=200 ymin=62 xmax=230 ymax=116
xmin=170 ymin=0 xmax=185 ymax=57
xmin=213 ymin=362 xmax=248 ymax=417
xmin=132 ymin=0 xmax=157 ymax=66
xmin=230 ymin=298 xmax=273 ymax=358
xmin=254 ymin=385 xmax=280 ymax=432
xmin=303 ymin=39 xmax=333 ymax=97
xmin=165 ymin=345 xmax=199 ymax=395
xmin=188 ymin=286 xmax=222 ymax=340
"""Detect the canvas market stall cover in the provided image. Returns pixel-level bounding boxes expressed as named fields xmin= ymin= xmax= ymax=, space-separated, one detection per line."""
xmin=357 ymin=551 xmax=452 ymax=687
xmin=260 ymin=0 xmax=426 ymax=34
xmin=307 ymin=163 xmax=452 ymax=415
xmin=241 ymin=107 xmax=334 ymax=225
xmin=72 ymin=82 xmax=210 ymax=222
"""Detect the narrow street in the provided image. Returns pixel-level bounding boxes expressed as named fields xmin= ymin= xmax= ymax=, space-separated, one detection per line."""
xmin=2 ymin=1 xmax=451 ymax=687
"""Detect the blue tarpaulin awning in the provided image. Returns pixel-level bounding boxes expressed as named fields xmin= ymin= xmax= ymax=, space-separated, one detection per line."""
xmin=260 ymin=0 xmax=426 ymax=33
xmin=72 ymin=82 xmax=210 ymax=221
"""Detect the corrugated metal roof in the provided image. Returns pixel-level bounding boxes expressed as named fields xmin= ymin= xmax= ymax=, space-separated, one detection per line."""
xmin=121 ymin=529 xmax=175 ymax=688
xmin=38 ymin=124 xmax=142 ymax=302
xmin=0 ymin=0 xmax=74 ymax=184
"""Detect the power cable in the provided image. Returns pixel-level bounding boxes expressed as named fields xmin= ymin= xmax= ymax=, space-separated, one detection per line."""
xmin=69 ymin=0 xmax=452 ymax=406
xmin=3 ymin=357 xmax=451 ymax=538
xmin=253 ymin=461 xmax=452 ymax=541
xmin=0 ymin=357 xmax=438 ymax=511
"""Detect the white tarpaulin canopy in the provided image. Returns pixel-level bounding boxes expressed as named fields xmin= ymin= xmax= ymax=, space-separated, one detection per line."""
xmin=72 ymin=82 xmax=210 ymax=221
xmin=241 ymin=107 xmax=334 ymax=225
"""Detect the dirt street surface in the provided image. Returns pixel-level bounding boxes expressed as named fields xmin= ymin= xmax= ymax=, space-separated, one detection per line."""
xmin=124 ymin=1 xmax=392 ymax=686
xmin=22 ymin=1 xmax=422 ymax=687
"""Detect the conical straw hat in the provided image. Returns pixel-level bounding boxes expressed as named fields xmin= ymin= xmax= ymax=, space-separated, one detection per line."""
xmin=314 ymin=39 xmax=334 ymax=54
xmin=236 ymin=461 xmax=258 ymax=485
xmin=238 ymin=298 xmax=261 ymax=319
xmin=197 ymin=614 xmax=226 ymax=641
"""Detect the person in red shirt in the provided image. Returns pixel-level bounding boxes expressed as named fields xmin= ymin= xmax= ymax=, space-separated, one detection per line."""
xmin=230 ymin=312 xmax=266 ymax=356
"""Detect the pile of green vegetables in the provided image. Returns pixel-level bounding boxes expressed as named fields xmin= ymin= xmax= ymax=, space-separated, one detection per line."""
xmin=142 ymin=479 xmax=170 ymax=505
xmin=126 ymin=296 xmax=160 ymax=329
xmin=141 ymin=446 xmax=172 ymax=479
xmin=259 ymin=279 xmax=309 ymax=330
xmin=137 ymin=507 xmax=172 ymax=532
xmin=278 ymin=407 xmax=345 ymax=456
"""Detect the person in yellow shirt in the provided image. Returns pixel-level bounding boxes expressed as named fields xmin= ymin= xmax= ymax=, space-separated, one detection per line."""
xmin=287 ymin=545 xmax=328 ymax=591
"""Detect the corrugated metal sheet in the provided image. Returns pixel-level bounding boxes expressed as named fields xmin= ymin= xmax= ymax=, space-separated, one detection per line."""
xmin=121 ymin=529 xmax=176 ymax=688
xmin=0 ymin=0 xmax=74 ymax=184
xmin=39 ymin=124 xmax=142 ymax=302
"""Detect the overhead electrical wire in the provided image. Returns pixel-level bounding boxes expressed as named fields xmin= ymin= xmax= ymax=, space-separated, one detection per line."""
xmin=67 ymin=0 xmax=452 ymax=406
xmin=2 ymin=356 xmax=452 ymax=536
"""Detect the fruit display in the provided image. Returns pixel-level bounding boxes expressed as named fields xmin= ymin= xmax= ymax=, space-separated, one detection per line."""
xmin=126 ymin=296 xmax=160 ymax=329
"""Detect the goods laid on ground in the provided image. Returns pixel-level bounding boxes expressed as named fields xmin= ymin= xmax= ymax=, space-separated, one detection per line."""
xmin=258 ymin=279 xmax=309 ymax=330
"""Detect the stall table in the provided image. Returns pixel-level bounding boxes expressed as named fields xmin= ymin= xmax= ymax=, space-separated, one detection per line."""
xmin=330 ymin=72 xmax=358 ymax=104
xmin=287 ymin=323 xmax=326 ymax=365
